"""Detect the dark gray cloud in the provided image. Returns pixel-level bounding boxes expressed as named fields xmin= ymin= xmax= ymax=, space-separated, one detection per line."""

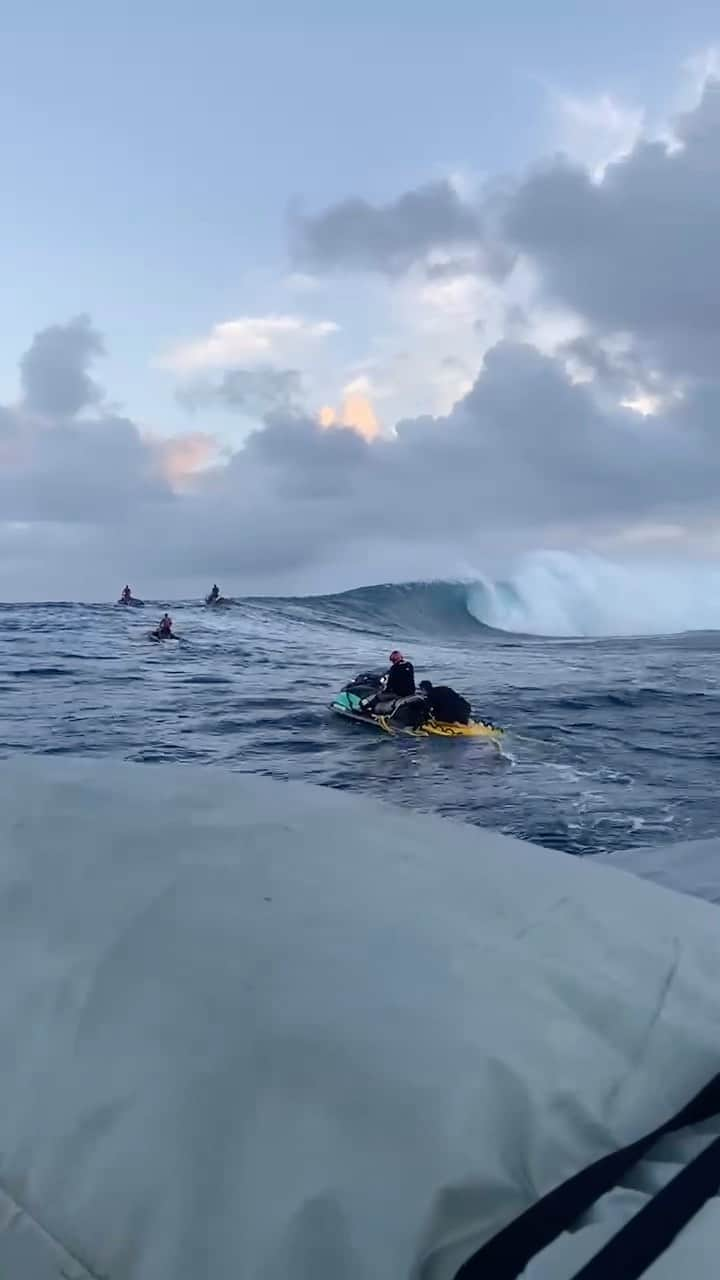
xmin=179 ymin=367 xmax=303 ymax=417
xmin=292 ymin=179 xmax=512 ymax=278
xmin=504 ymin=80 xmax=720 ymax=376
xmin=2 ymin=321 xmax=170 ymax=534
xmin=0 ymin=410 xmax=169 ymax=525
xmin=169 ymin=340 xmax=719 ymax=585
xmin=20 ymin=315 xmax=105 ymax=418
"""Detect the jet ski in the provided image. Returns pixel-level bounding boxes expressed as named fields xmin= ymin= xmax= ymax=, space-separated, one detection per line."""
xmin=331 ymin=673 xmax=503 ymax=739
xmin=149 ymin=629 xmax=178 ymax=643
xmin=205 ymin=595 xmax=228 ymax=607
xmin=118 ymin=596 xmax=144 ymax=607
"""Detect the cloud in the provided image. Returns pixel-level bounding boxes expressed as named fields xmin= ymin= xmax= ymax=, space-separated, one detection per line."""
xmin=502 ymin=79 xmax=720 ymax=377
xmin=319 ymin=391 xmax=380 ymax=441
xmin=292 ymin=70 xmax=720 ymax=421
xmin=146 ymin=432 xmax=221 ymax=489
xmin=0 ymin=322 xmax=180 ymax=533
xmin=290 ymin=71 xmax=720 ymax=386
xmin=0 ymin=410 xmax=168 ymax=526
xmin=178 ymin=367 xmax=303 ymax=417
xmin=546 ymin=89 xmax=645 ymax=179
xmin=20 ymin=315 xmax=105 ymax=418
xmin=3 ymin=310 xmax=720 ymax=598
xmin=293 ymin=179 xmax=512 ymax=279
xmin=7 ymin=66 xmax=720 ymax=597
xmin=158 ymin=315 xmax=339 ymax=375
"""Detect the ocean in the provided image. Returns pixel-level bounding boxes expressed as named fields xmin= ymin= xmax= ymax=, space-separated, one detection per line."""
xmin=2 ymin=572 xmax=719 ymax=858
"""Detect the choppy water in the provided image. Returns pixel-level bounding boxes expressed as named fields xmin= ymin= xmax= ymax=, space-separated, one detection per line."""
xmin=1 ymin=582 xmax=719 ymax=857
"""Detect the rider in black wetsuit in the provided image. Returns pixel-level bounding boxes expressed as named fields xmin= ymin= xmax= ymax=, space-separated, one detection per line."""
xmin=384 ymin=651 xmax=416 ymax=697
xmin=361 ymin=651 xmax=415 ymax=715
xmin=419 ymin=680 xmax=471 ymax=724
xmin=364 ymin=651 xmax=423 ymax=726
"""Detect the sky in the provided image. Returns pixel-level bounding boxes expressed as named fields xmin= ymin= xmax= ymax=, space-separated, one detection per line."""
xmin=3 ymin=1 xmax=720 ymax=598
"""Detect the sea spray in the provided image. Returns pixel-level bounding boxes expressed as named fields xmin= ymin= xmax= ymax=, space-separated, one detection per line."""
xmin=466 ymin=551 xmax=720 ymax=637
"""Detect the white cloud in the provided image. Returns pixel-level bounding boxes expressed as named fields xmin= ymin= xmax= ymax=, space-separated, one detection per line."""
xmin=680 ymin=46 xmax=720 ymax=104
xmin=342 ymin=374 xmax=374 ymax=396
xmin=157 ymin=315 xmax=339 ymax=374
xmin=548 ymin=51 xmax=720 ymax=177
xmin=283 ymin=272 xmax=324 ymax=293
xmin=548 ymin=89 xmax=645 ymax=179
xmin=416 ymin=271 xmax=487 ymax=325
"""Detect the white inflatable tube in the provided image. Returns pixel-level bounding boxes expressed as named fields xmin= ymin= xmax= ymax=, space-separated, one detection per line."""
xmin=0 ymin=755 xmax=717 ymax=1278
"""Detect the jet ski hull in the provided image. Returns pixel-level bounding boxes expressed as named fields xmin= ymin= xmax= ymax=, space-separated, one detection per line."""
xmin=331 ymin=691 xmax=503 ymax=739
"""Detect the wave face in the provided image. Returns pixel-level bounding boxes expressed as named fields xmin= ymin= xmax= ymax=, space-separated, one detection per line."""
xmin=270 ymin=552 xmax=720 ymax=640
xmin=266 ymin=580 xmax=486 ymax=640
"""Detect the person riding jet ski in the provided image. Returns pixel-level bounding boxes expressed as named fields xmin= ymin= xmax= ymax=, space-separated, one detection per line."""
xmin=383 ymin=650 xmax=416 ymax=697
xmin=419 ymin=680 xmax=471 ymax=725
xmin=362 ymin=651 xmax=415 ymax=709
xmin=151 ymin=613 xmax=175 ymax=641
xmin=362 ymin=652 xmax=427 ymax=728
xmin=206 ymin=584 xmax=221 ymax=605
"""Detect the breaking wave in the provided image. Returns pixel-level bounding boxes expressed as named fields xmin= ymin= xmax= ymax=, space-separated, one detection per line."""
xmin=466 ymin=552 xmax=720 ymax=637
xmin=277 ymin=552 xmax=720 ymax=639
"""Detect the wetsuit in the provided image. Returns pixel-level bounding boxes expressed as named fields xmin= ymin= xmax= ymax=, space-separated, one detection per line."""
xmin=384 ymin=659 xmax=415 ymax=698
xmin=423 ymin=685 xmax=471 ymax=724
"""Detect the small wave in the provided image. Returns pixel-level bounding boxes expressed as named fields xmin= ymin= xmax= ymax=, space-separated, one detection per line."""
xmin=11 ymin=666 xmax=68 ymax=678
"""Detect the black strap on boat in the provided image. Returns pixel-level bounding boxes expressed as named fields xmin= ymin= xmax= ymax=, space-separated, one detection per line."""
xmin=569 ymin=1132 xmax=720 ymax=1279
xmin=454 ymin=1072 xmax=720 ymax=1280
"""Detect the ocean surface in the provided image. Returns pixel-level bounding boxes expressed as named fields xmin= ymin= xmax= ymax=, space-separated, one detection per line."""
xmin=2 ymin=576 xmax=719 ymax=858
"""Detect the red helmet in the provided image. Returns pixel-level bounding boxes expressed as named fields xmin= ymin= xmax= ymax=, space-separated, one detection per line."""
xmin=389 ymin=650 xmax=404 ymax=664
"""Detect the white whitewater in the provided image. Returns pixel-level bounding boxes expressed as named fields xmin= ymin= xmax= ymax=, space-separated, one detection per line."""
xmin=0 ymin=756 xmax=718 ymax=1278
xmin=466 ymin=550 xmax=720 ymax=636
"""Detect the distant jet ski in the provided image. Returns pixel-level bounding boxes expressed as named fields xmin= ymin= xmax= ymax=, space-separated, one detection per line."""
xmin=331 ymin=673 xmax=503 ymax=739
xmin=118 ymin=596 xmax=144 ymax=607
xmin=149 ymin=614 xmax=178 ymax=642
xmin=205 ymin=585 xmax=228 ymax=607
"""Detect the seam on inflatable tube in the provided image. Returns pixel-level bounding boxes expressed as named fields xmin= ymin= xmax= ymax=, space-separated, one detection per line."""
xmin=0 ymin=1182 xmax=103 ymax=1279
